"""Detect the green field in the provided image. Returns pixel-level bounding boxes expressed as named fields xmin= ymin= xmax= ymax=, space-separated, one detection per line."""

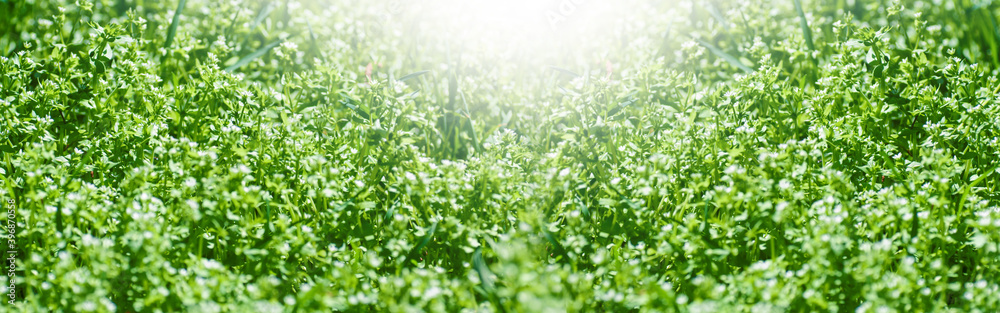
xmin=2 ymin=0 xmax=1000 ymax=311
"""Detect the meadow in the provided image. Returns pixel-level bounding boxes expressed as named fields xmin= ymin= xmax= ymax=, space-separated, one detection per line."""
xmin=1 ymin=0 xmax=1000 ymax=312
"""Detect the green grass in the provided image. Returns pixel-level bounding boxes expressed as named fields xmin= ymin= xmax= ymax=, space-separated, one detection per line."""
xmin=1 ymin=0 xmax=1000 ymax=312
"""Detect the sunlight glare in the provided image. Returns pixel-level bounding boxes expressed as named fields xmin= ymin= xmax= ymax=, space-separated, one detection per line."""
xmin=396 ymin=0 xmax=648 ymax=59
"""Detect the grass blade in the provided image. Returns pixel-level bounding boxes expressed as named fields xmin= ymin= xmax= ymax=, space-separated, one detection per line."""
xmin=472 ymin=247 xmax=494 ymax=291
xmin=701 ymin=1 xmax=729 ymax=31
xmin=472 ymin=247 xmax=508 ymax=313
xmin=793 ymin=0 xmax=816 ymax=52
xmin=692 ymin=36 xmax=754 ymax=73
xmin=163 ymin=0 xmax=187 ymax=50
xmin=542 ymin=228 xmax=571 ymax=262
xmin=549 ymin=66 xmax=581 ymax=78
xmin=225 ymin=40 xmax=282 ymax=72
xmin=251 ymin=2 xmax=276 ymax=31
xmin=657 ymin=22 xmax=673 ymax=56
xmin=404 ymin=221 xmax=438 ymax=266
xmin=398 ymin=70 xmax=430 ymax=82
xmin=957 ymin=163 xmax=1000 ymax=213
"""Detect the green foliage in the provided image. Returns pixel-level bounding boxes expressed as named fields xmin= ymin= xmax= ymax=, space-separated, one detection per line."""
xmin=1 ymin=0 xmax=1000 ymax=312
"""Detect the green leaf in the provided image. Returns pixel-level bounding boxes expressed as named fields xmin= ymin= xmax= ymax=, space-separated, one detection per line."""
xmin=398 ymin=70 xmax=430 ymax=82
xmin=405 ymin=221 xmax=437 ymax=266
xmin=549 ymin=66 xmax=581 ymax=78
xmin=250 ymin=2 xmax=276 ymax=31
xmin=794 ymin=0 xmax=816 ymax=52
xmin=472 ymin=247 xmax=494 ymax=291
xmin=163 ymin=0 xmax=187 ymax=50
xmin=693 ymin=37 xmax=754 ymax=73
xmin=701 ymin=1 xmax=729 ymax=31
xmin=225 ymin=40 xmax=283 ymax=72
